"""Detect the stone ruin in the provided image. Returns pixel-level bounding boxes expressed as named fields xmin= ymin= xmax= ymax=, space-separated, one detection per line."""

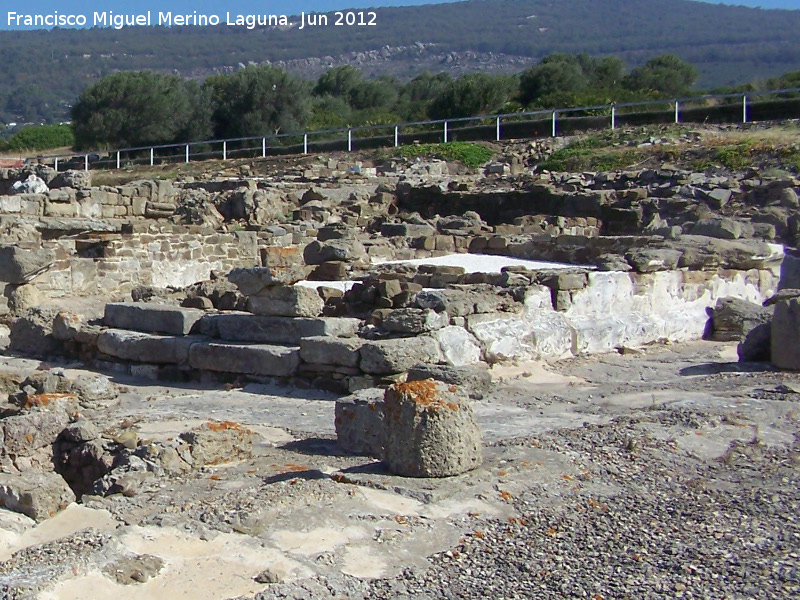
xmin=0 ymin=138 xmax=799 ymax=517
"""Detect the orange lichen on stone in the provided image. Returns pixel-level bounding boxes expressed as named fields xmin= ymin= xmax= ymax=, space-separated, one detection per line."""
xmin=23 ymin=393 xmax=76 ymax=410
xmin=285 ymin=463 xmax=308 ymax=472
xmin=205 ymin=420 xmax=251 ymax=434
xmin=391 ymin=379 xmax=460 ymax=411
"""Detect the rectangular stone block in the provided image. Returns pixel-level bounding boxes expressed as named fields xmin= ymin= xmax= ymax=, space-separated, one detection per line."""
xmin=189 ymin=342 xmax=300 ymax=376
xmin=104 ymin=302 xmax=205 ymax=335
xmin=97 ymin=329 xmax=202 ymax=364
xmin=300 ymin=336 xmax=364 ymax=367
xmin=207 ymin=314 xmax=360 ymax=344
xmin=359 ymin=336 xmax=442 ymax=374
xmin=246 ymin=286 xmax=324 ymax=317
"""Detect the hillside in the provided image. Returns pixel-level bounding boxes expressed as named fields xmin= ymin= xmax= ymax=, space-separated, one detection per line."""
xmin=3 ymin=0 xmax=800 ymax=123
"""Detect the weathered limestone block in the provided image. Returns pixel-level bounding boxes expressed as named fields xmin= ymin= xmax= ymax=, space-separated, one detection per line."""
xmin=7 ymin=283 xmax=41 ymax=313
xmin=246 ymin=286 xmax=324 ymax=318
xmin=104 ymin=302 xmax=205 ymax=336
xmin=9 ymin=307 xmax=59 ymax=356
xmin=771 ymin=298 xmax=800 ymax=370
xmin=434 ymin=326 xmax=482 ymax=366
xmin=738 ymin=323 xmax=772 ymax=362
xmin=300 ymin=336 xmax=364 ymax=367
xmin=677 ymin=236 xmax=783 ymax=271
xmin=381 ymin=308 xmax=448 ymax=334
xmin=188 ymin=342 xmax=300 ymax=376
xmin=335 ymin=388 xmax=384 ymax=457
xmin=691 ymin=217 xmax=742 ymax=240
xmin=382 ymin=380 xmax=482 ymax=477
xmin=98 ymin=329 xmax=200 ymax=364
xmin=308 ymin=261 xmax=348 ymax=281
xmin=539 ymin=271 xmax=589 ymax=291
xmin=303 ymin=239 xmax=367 ymax=265
xmin=380 ymin=223 xmax=436 ymax=237
xmin=703 ymin=188 xmax=732 ymax=209
xmin=227 ymin=266 xmax=307 ymax=293
xmin=624 ymin=248 xmax=682 ymax=273
xmin=0 ymin=246 xmax=55 ymax=284
xmin=407 ymin=363 xmax=492 ymax=399
xmin=209 ymin=314 xmax=359 ymax=344
xmin=359 ymin=336 xmax=442 ymax=374
xmin=711 ymin=297 xmax=772 ymax=341
xmin=0 ymin=472 xmax=75 ymax=521
xmin=2 ymin=405 xmax=71 ymax=457
xmin=50 ymin=169 xmax=91 ymax=189
xmin=180 ymin=421 xmax=253 ymax=467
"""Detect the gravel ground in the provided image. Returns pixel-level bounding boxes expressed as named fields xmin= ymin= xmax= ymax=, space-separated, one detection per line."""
xmin=2 ymin=342 xmax=799 ymax=600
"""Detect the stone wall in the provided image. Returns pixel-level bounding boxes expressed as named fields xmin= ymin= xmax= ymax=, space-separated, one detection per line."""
xmin=33 ymin=227 xmax=274 ymax=297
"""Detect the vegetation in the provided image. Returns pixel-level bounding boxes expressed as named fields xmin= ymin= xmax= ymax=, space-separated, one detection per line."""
xmin=71 ymin=72 xmax=210 ymax=150
xmin=2 ymin=0 xmax=800 ymax=125
xmin=396 ymin=142 xmax=493 ymax=168
xmin=537 ymin=125 xmax=800 ymax=173
xmin=64 ymin=50 xmax=718 ymax=151
xmin=0 ymin=124 xmax=73 ymax=152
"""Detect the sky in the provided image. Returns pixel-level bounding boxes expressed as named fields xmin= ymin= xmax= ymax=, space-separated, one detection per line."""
xmin=1 ymin=0 xmax=797 ymax=30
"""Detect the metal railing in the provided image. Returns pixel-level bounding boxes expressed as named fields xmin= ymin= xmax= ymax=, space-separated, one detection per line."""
xmin=33 ymin=86 xmax=800 ymax=172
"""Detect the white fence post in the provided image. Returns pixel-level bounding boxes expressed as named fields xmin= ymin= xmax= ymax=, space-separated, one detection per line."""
xmin=149 ymin=148 xmax=154 ymax=166
xmin=84 ymin=154 xmax=89 ymax=171
xmin=611 ymin=105 xmax=616 ymax=130
xmin=117 ymin=151 xmax=121 ymax=169
xmin=348 ymin=129 xmax=352 ymax=152
xmin=185 ymin=144 xmax=190 ymax=163
xmin=303 ymin=134 xmax=308 ymax=154
xmin=443 ymin=121 xmax=448 ymax=143
xmin=222 ymin=141 xmax=227 ymax=160
xmin=262 ymin=138 xmax=266 ymax=158
xmin=394 ymin=125 xmax=399 ymax=147
xmin=552 ymin=111 xmax=557 ymax=137
xmin=54 ymin=157 xmax=58 ymax=172
xmin=743 ymin=95 xmax=748 ymax=123
xmin=675 ymin=100 xmax=680 ymax=124
xmin=496 ymin=116 xmax=501 ymax=141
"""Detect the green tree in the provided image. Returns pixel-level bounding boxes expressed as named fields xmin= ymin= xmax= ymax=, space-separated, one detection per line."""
xmin=71 ymin=71 xmax=210 ymax=149
xmin=206 ymin=66 xmax=311 ymax=139
xmin=623 ymin=54 xmax=698 ymax=96
xmin=519 ymin=54 xmax=589 ymax=107
xmin=428 ymin=73 xmax=516 ymax=119
xmin=348 ymin=77 xmax=398 ymax=111
xmin=313 ymin=65 xmax=363 ymax=98
xmin=5 ymin=124 xmax=74 ymax=151
xmin=396 ymin=72 xmax=452 ymax=120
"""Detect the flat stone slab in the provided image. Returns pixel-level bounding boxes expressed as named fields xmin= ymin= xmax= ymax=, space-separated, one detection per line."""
xmin=188 ymin=341 xmax=301 ymax=377
xmin=97 ymin=329 xmax=202 ymax=364
xmin=205 ymin=314 xmax=360 ymax=344
xmin=360 ymin=336 xmax=442 ymax=374
xmin=300 ymin=336 xmax=364 ymax=368
xmin=104 ymin=302 xmax=205 ymax=336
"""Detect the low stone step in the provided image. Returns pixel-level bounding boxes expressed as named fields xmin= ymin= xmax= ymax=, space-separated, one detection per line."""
xmin=188 ymin=341 xmax=300 ymax=377
xmin=97 ymin=329 xmax=203 ymax=364
xmin=201 ymin=313 xmax=360 ymax=344
xmin=104 ymin=302 xmax=205 ymax=336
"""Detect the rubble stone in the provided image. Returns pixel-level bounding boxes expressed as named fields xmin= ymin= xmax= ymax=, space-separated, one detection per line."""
xmin=0 ymin=472 xmax=75 ymax=521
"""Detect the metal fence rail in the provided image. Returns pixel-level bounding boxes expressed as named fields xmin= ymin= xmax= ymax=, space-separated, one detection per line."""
xmin=34 ymin=86 xmax=800 ymax=172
